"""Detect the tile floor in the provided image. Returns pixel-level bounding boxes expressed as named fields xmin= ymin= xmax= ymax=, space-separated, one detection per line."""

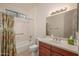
xmin=17 ymin=49 xmax=38 ymax=56
xmin=17 ymin=50 xmax=32 ymax=56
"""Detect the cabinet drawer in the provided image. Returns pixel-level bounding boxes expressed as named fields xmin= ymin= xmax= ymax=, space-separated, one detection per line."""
xmin=39 ymin=41 xmax=50 ymax=49
xmin=39 ymin=46 xmax=50 ymax=56
xmin=51 ymin=45 xmax=78 ymax=56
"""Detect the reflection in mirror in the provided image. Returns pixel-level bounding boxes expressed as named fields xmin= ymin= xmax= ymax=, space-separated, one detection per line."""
xmin=46 ymin=9 xmax=77 ymax=38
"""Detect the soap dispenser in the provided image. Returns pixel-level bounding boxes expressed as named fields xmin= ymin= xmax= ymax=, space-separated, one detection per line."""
xmin=68 ymin=36 xmax=74 ymax=45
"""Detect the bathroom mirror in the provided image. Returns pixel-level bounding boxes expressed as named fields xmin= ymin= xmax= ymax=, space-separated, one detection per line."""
xmin=46 ymin=9 xmax=77 ymax=38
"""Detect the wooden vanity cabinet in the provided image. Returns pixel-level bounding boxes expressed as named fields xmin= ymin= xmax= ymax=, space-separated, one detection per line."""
xmin=39 ymin=41 xmax=78 ymax=56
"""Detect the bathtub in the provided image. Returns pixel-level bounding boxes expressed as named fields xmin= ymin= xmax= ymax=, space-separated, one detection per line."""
xmin=16 ymin=40 xmax=30 ymax=54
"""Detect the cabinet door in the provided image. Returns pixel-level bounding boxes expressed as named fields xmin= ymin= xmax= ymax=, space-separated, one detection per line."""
xmin=39 ymin=42 xmax=50 ymax=56
xmin=39 ymin=46 xmax=50 ymax=56
xmin=39 ymin=41 xmax=50 ymax=49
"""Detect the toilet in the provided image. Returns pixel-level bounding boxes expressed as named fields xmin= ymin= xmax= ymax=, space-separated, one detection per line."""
xmin=30 ymin=44 xmax=38 ymax=56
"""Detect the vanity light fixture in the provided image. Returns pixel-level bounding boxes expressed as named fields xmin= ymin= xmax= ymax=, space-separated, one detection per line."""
xmin=50 ymin=7 xmax=67 ymax=15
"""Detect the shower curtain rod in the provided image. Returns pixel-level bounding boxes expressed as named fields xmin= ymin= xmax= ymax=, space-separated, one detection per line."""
xmin=5 ymin=9 xmax=25 ymax=16
xmin=5 ymin=9 xmax=26 ymax=18
xmin=0 ymin=10 xmax=15 ymax=16
xmin=0 ymin=9 xmax=32 ymax=20
xmin=0 ymin=9 xmax=26 ymax=18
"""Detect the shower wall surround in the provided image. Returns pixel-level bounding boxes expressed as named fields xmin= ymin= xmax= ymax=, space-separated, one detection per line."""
xmin=14 ymin=17 xmax=34 ymax=54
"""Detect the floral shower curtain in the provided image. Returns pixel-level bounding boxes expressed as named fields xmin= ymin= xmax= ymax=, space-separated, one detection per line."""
xmin=1 ymin=13 xmax=16 ymax=56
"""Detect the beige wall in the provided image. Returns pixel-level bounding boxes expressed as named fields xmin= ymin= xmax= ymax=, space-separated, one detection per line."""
xmin=0 ymin=4 xmax=36 ymax=18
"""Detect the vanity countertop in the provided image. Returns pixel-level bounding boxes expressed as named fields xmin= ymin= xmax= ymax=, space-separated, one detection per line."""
xmin=37 ymin=36 xmax=78 ymax=54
